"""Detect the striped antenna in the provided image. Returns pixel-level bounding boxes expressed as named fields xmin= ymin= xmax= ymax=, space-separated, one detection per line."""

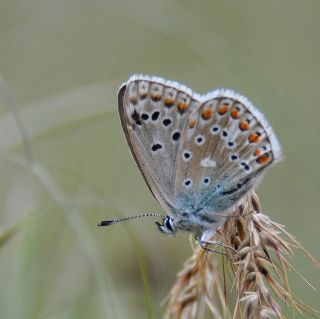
xmin=98 ymin=213 xmax=163 ymax=227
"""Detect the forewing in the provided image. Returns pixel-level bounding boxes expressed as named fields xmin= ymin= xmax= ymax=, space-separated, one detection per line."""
xmin=118 ymin=75 xmax=201 ymax=211
xmin=174 ymin=89 xmax=281 ymax=213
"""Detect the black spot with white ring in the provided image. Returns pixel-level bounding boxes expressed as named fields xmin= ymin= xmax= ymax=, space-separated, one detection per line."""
xmin=183 ymin=178 xmax=193 ymax=188
xmin=211 ymin=125 xmax=220 ymax=134
xmin=227 ymin=141 xmax=235 ymax=149
xmin=195 ymin=134 xmax=205 ymax=146
xmin=240 ymin=161 xmax=250 ymax=171
xmin=131 ymin=110 xmax=142 ymax=126
xmin=162 ymin=118 xmax=172 ymax=127
xmin=141 ymin=113 xmax=149 ymax=121
xmin=151 ymin=111 xmax=160 ymax=121
xmin=172 ymin=131 xmax=181 ymax=142
xmin=183 ymin=150 xmax=192 ymax=161
xmin=230 ymin=154 xmax=238 ymax=161
xmin=203 ymin=177 xmax=211 ymax=186
xmin=151 ymin=143 xmax=163 ymax=152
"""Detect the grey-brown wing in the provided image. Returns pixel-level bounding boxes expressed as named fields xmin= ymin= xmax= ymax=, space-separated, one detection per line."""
xmin=174 ymin=90 xmax=281 ymax=213
xmin=118 ymin=75 xmax=201 ymax=213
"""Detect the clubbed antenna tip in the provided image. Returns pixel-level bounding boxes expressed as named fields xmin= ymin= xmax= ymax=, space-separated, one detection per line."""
xmin=98 ymin=220 xmax=114 ymax=226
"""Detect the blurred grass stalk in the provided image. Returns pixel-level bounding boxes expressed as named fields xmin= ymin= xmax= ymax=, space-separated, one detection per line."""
xmin=0 ymin=76 xmax=122 ymax=318
xmin=165 ymin=193 xmax=319 ymax=319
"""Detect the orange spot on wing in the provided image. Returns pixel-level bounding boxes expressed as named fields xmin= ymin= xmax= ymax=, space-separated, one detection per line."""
xmin=257 ymin=154 xmax=270 ymax=165
xmin=248 ymin=133 xmax=260 ymax=143
xmin=189 ymin=120 xmax=196 ymax=128
xmin=151 ymin=94 xmax=161 ymax=102
xmin=201 ymin=108 xmax=213 ymax=120
xmin=231 ymin=110 xmax=240 ymax=119
xmin=254 ymin=149 xmax=262 ymax=156
xmin=239 ymin=121 xmax=250 ymax=131
xmin=177 ymin=101 xmax=188 ymax=112
xmin=164 ymin=98 xmax=174 ymax=107
xmin=218 ymin=105 xmax=229 ymax=115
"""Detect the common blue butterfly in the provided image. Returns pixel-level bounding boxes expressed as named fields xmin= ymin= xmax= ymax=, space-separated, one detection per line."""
xmin=99 ymin=75 xmax=281 ymax=249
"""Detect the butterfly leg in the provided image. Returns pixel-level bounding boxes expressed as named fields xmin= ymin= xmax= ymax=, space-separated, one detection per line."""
xmin=199 ymin=229 xmax=238 ymax=255
xmin=202 ymin=240 xmax=238 ymax=253
xmin=199 ymin=240 xmax=228 ymax=256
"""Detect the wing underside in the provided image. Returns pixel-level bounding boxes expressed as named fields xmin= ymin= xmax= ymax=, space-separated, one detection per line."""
xmin=118 ymin=75 xmax=281 ymax=216
xmin=118 ymin=75 xmax=201 ymax=212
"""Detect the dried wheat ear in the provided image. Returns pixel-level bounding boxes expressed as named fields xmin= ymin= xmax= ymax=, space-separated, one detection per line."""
xmin=165 ymin=193 xmax=319 ymax=319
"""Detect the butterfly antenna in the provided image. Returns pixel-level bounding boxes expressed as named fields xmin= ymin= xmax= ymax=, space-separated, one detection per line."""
xmin=98 ymin=213 xmax=163 ymax=227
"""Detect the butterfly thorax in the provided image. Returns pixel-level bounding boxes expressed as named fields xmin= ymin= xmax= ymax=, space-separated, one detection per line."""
xmin=167 ymin=187 xmax=237 ymax=234
xmin=171 ymin=210 xmax=228 ymax=238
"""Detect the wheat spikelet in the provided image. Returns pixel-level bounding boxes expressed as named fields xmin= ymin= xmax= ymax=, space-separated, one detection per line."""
xmin=165 ymin=239 xmax=231 ymax=319
xmin=165 ymin=193 xmax=319 ymax=319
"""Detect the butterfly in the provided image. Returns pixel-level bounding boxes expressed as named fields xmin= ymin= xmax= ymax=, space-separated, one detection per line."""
xmin=99 ymin=75 xmax=281 ymax=249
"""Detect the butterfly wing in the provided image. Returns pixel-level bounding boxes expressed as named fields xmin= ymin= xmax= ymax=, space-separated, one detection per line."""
xmin=174 ymin=89 xmax=281 ymax=215
xmin=118 ymin=75 xmax=201 ymax=212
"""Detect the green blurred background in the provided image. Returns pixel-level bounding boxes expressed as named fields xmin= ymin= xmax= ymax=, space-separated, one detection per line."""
xmin=0 ymin=1 xmax=319 ymax=318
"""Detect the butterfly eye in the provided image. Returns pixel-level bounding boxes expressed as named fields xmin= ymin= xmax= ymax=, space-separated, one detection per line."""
xmin=164 ymin=216 xmax=174 ymax=232
xmin=155 ymin=216 xmax=175 ymax=234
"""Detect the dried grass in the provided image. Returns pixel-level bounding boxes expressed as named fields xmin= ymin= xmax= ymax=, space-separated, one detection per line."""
xmin=165 ymin=193 xmax=319 ymax=319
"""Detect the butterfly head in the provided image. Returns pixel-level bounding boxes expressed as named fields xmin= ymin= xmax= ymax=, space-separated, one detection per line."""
xmin=154 ymin=212 xmax=210 ymax=237
xmin=155 ymin=215 xmax=177 ymax=235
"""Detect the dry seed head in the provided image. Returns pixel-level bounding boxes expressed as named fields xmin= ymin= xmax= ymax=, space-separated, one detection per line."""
xmin=165 ymin=193 xmax=319 ymax=319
